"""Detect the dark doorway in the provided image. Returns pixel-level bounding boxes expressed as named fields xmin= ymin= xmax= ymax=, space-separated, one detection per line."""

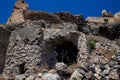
xmin=55 ymin=41 xmax=78 ymax=66
xmin=19 ymin=62 xmax=26 ymax=74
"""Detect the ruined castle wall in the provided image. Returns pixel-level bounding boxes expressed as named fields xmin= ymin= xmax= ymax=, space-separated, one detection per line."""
xmin=3 ymin=25 xmax=43 ymax=75
xmin=55 ymin=12 xmax=85 ymax=25
xmin=0 ymin=28 xmax=10 ymax=73
xmin=3 ymin=22 xmax=89 ymax=76
xmin=23 ymin=10 xmax=62 ymax=24
xmin=86 ymin=17 xmax=116 ymax=23
xmin=7 ymin=0 xmax=28 ymax=24
xmin=7 ymin=9 xmax=25 ymax=24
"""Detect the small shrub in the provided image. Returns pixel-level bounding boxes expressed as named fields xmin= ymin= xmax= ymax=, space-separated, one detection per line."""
xmin=89 ymin=39 xmax=96 ymax=50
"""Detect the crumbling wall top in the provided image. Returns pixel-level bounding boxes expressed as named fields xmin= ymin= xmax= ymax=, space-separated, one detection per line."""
xmin=14 ymin=0 xmax=28 ymax=10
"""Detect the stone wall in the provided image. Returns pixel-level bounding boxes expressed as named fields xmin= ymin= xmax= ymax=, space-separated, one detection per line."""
xmin=7 ymin=0 xmax=85 ymax=25
xmin=86 ymin=11 xmax=120 ymax=24
xmin=7 ymin=9 xmax=25 ymax=24
xmin=23 ymin=10 xmax=62 ymax=24
xmin=42 ymin=29 xmax=89 ymax=68
xmin=0 ymin=28 xmax=10 ymax=73
xmin=7 ymin=0 xmax=28 ymax=24
xmin=55 ymin=12 xmax=85 ymax=25
xmin=3 ymin=22 xmax=89 ymax=77
xmin=3 ymin=25 xmax=43 ymax=75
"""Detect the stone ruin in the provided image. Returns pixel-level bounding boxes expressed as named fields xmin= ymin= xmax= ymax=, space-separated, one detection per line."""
xmin=0 ymin=0 xmax=88 ymax=78
xmin=0 ymin=0 xmax=119 ymax=79
xmin=7 ymin=0 xmax=29 ymax=24
xmin=86 ymin=9 xmax=120 ymax=24
xmin=7 ymin=0 xmax=85 ymax=25
xmin=0 ymin=28 xmax=10 ymax=73
xmin=1 ymin=21 xmax=89 ymax=77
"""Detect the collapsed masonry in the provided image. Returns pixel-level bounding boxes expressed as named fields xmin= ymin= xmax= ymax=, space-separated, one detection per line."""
xmin=7 ymin=0 xmax=85 ymax=25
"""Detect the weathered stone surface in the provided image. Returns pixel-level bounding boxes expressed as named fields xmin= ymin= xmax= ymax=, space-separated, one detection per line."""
xmin=1 ymin=0 xmax=120 ymax=79
xmin=109 ymin=69 xmax=119 ymax=79
xmin=94 ymin=42 xmax=118 ymax=59
xmin=15 ymin=74 xmax=26 ymax=80
xmin=42 ymin=72 xmax=60 ymax=80
xmin=2 ymin=21 xmax=88 ymax=78
xmin=55 ymin=12 xmax=85 ymax=25
xmin=23 ymin=10 xmax=62 ymax=24
xmin=55 ymin=62 xmax=67 ymax=71
xmin=114 ymin=12 xmax=120 ymax=20
xmin=51 ymin=22 xmax=78 ymax=30
xmin=85 ymin=71 xmax=93 ymax=79
xmin=70 ymin=69 xmax=83 ymax=80
xmin=7 ymin=0 xmax=85 ymax=25
xmin=14 ymin=0 xmax=28 ymax=10
xmin=42 ymin=28 xmax=88 ymax=67
xmin=0 ymin=28 xmax=10 ymax=73
xmin=7 ymin=0 xmax=28 ymax=24
xmin=3 ymin=24 xmax=43 ymax=75
xmin=82 ymin=22 xmax=120 ymax=40
xmin=87 ymin=10 xmax=120 ymax=24
xmin=98 ymin=23 xmax=120 ymax=40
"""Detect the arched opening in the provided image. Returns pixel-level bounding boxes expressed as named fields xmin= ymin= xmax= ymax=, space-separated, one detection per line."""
xmin=55 ymin=41 xmax=78 ymax=66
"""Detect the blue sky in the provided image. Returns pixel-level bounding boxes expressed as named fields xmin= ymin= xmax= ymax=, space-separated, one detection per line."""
xmin=0 ymin=0 xmax=120 ymax=24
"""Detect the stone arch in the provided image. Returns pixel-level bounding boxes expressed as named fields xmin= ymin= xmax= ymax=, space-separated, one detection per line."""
xmin=44 ymin=37 xmax=79 ymax=68
xmin=41 ymin=29 xmax=88 ymax=68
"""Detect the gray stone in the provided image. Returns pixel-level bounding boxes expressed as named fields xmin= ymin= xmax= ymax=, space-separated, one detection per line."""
xmin=77 ymin=62 xmax=88 ymax=72
xmin=76 ymin=68 xmax=85 ymax=75
xmin=43 ymin=28 xmax=88 ymax=68
xmin=85 ymin=71 xmax=93 ymax=79
xmin=109 ymin=69 xmax=119 ymax=80
xmin=100 ymin=63 xmax=105 ymax=70
xmin=26 ymin=75 xmax=35 ymax=80
xmin=55 ymin=62 xmax=67 ymax=71
xmin=42 ymin=73 xmax=61 ymax=80
xmin=70 ymin=69 xmax=83 ymax=80
xmin=94 ymin=73 xmax=101 ymax=80
xmin=113 ymin=65 xmax=120 ymax=69
xmin=95 ymin=65 xmax=101 ymax=74
xmin=89 ymin=65 xmax=95 ymax=73
xmin=105 ymin=64 xmax=110 ymax=69
xmin=15 ymin=74 xmax=26 ymax=80
xmin=109 ymin=61 xmax=116 ymax=67
xmin=102 ymin=69 xmax=110 ymax=75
